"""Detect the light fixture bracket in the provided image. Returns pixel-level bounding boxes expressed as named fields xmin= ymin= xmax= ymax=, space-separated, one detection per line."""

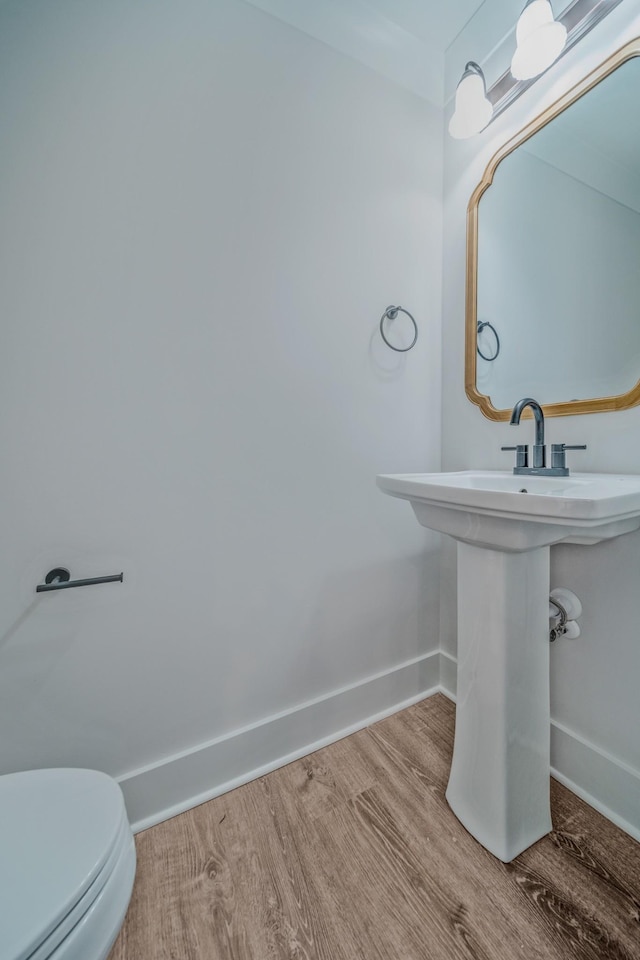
xmin=463 ymin=61 xmax=484 ymax=77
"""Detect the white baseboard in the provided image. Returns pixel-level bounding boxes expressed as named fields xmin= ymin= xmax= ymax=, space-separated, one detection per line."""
xmin=119 ymin=647 xmax=640 ymax=843
xmin=438 ymin=649 xmax=457 ymax=700
xmin=550 ymin=720 xmax=640 ymax=843
xmin=119 ymin=650 xmax=441 ymax=833
xmin=436 ymin=652 xmax=640 ymax=843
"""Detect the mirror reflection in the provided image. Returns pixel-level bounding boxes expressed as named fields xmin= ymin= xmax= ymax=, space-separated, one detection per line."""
xmin=471 ymin=50 xmax=640 ymax=416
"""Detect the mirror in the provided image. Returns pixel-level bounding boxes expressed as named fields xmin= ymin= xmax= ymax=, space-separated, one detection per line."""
xmin=466 ymin=38 xmax=640 ymax=420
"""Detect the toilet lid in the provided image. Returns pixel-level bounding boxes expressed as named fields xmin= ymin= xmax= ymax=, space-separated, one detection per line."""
xmin=0 ymin=768 xmax=127 ymax=960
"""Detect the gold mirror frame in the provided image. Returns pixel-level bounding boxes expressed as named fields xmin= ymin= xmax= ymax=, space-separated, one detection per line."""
xmin=466 ymin=37 xmax=640 ymax=421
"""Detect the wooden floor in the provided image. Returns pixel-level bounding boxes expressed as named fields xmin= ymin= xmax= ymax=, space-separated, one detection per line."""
xmin=110 ymin=695 xmax=640 ymax=960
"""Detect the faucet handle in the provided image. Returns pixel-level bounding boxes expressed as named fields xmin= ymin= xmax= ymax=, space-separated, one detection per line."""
xmin=551 ymin=443 xmax=587 ymax=470
xmin=501 ymin=444 xmax=529 ymax=468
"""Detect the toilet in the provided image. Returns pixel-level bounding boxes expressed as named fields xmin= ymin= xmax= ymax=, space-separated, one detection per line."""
xmin=1 ymin=768 xmax=136 ymax=960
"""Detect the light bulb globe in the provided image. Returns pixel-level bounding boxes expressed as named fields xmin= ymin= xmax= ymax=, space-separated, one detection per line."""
xmin=511 ymin=0 xmax=566 ymax=80
xmin=448 ymin=63 xmax=493 ymax=139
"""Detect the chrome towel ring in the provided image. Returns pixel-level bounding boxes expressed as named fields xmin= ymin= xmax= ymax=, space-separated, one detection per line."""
xmin=477 ymin=320 xmax=500 ymax=361
xmin=379 ymin=305 xmax=418 ymax=352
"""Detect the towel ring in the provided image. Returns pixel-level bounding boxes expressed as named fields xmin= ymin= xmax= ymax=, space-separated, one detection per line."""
xmin=477 ymin=321 xmax=500 ymax=361
xmin=379 ymin=305 xmax=418 ymax=353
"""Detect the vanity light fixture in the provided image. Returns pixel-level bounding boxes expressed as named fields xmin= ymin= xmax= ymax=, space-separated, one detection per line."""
xmin=447 ymin=0 xmax=623 ymax=140
xmin=511 ymin=0 xmax=567 ymax=80
xmin=448 ymin=62 xmax=493 ymax=140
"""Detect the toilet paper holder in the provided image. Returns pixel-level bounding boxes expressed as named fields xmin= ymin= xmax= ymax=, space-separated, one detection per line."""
xmin=36 ymin=567 xmax=124 ymax=593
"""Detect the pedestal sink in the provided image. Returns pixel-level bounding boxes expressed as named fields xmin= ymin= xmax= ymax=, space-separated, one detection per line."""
xmin=377 ymin=470 xmax=640 ymax=861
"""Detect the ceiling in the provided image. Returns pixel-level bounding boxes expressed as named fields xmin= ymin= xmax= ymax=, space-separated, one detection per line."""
xmin=243 ymin=0 xmax=490 ymax=106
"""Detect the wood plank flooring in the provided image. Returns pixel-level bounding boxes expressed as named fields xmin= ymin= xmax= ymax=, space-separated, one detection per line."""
xmin=109 ymin=695 xmax=640 ymax=960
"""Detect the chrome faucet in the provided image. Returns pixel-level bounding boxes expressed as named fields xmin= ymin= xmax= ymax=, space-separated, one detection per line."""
xmin=511 ymin=397 xmax=546 ymax=468
xmin=502 ymin=397 xmax=586 ymax=476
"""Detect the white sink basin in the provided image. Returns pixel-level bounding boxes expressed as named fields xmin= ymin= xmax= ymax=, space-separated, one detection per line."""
xmin=377 ymin=471 xmax=640 ymax=550
xmin=377 ymin=469 xmax=640 ymax=861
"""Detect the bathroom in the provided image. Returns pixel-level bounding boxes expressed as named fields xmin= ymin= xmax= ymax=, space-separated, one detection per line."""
xmin=1 ymin=0 xmax=639 ymax=957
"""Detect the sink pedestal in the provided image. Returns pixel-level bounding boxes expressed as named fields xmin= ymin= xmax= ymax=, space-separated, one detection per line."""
xmin=377 ymin=470 xmax=640 ymax=862
xmin=446 ymin=542 xmax=552 ymax=862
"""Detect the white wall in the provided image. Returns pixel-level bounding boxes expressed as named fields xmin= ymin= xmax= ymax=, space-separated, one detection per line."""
xmin=0 ymin=0 xmax=443 ymax=826
xmin=442 ymin=4 xmax=640 ymax=836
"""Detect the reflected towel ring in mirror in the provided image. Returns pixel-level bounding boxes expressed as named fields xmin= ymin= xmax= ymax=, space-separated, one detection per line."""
xmin=379 ymin=305 xmax=418 ymax=352
xmin=477 ymin=320 xmax=500 ymax=361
